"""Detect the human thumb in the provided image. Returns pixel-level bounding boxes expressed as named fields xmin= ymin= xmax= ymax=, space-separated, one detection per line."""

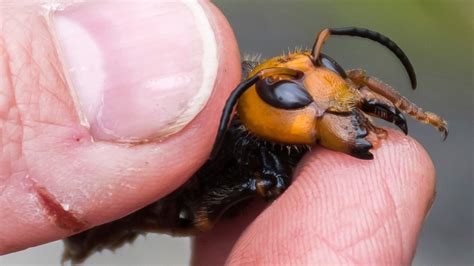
xmin=0 ymin=0 xmax=240 ymax=254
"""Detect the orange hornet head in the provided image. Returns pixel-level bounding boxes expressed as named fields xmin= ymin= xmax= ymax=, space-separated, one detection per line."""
xmin=210 ymin=27 xmax=447 ymax=160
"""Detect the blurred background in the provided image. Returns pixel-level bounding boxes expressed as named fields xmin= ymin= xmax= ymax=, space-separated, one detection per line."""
xmin=1 ymin=0 xmax=472 ymax=265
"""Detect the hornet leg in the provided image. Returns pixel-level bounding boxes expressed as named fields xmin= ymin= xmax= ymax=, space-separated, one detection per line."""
xmin=348 ymin=69 xmax=448 ymax=139
xmin=192 ymin=146 xmax=293 ymax=231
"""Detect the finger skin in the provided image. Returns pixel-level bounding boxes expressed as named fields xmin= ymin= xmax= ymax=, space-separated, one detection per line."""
xmin=193 ymin=129 xmax=436 ymax=265
xmin=0 ymin=1 xmax=241 ymax=254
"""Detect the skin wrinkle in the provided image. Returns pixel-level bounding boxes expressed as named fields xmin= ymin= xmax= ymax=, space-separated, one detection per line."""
xmin=0 ymin=25 xmax=33 ymax=251
xmin=1 ymin=119 xmax=23 ymax=187
xmin=381 ymin=137 xmax=424 ymax=263
xmin=295 ymin=160 xmax=365 ymax=263
xmin=324 ymin=157 xmax=400 ymax=263
xmin=0 ymin=29 xmax=22 ymax=196
xmin=311 ymin=231 xmax=358 ymax=264
xmin=6 ymin=11 xmax=76 ymax=126
xmin=390 ymin=141 xmax=412 ymax=263
xmin=0 ymin=7 xmax=81 ymax=235
xmin=291 ymin=164 xmax=336 ymax=261
xmin=335 ymin=174 xmax=401 ymax=262
xmin=345 ymin=203 xmax=400 ymax=263
xmin=380 ymin=168 xmax=404 ymax=263
xmin=290 ymin=176 xmax=348 ymax=263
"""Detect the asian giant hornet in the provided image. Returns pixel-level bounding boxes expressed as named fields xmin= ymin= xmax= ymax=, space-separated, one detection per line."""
xmin=62 ymin=27 xmax=447 ymax=263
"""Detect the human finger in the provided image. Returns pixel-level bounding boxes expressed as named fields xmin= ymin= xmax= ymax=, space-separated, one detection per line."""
xmin=0 ymin=0 xmax=240 ymax=254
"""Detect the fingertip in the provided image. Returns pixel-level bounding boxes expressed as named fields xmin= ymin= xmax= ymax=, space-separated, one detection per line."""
xmin=225 ymin=129 xmax=436 ymax=264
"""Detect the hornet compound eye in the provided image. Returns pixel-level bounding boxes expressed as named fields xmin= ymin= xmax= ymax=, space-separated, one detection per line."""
xmin=319 ymin=53 xmax=347 ymax=78
xmin=256 ymin=78 xmax=313 ymax=110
